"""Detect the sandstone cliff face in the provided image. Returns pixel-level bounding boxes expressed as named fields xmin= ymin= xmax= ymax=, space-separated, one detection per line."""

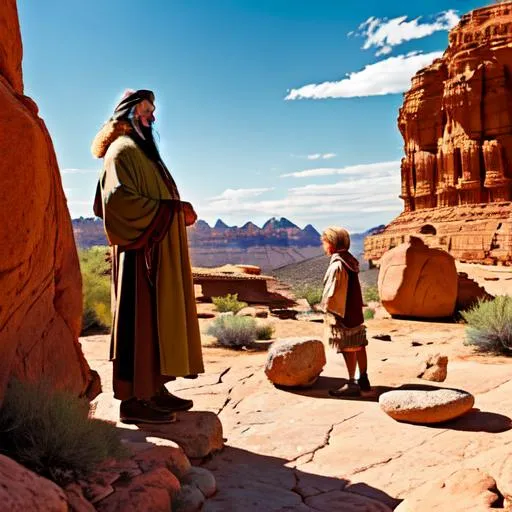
xmin=366 ymin=3 xmax=512 ymax=265
xmin=0 ymin=0 xmax=97 ymax=401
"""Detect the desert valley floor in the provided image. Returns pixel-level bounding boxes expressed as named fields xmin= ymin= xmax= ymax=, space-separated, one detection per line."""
xmin=84 ymin=287 xmax=512 ymax=510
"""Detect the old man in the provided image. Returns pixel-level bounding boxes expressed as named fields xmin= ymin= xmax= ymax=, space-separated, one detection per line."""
xmin=92 ymin=89 xmax=204 ymax=424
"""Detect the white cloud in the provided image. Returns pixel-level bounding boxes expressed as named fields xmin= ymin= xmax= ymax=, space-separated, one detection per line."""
xmin=210 ymin=187 xmax=274 ymax=201
xmin=285 ymin=51 xmax=442 ymax=100
xmin=307 ymin=153 xmax=337 ymax=160
xmin=199 ymin=160 xmax=402 ymax=232
xmin=358 ymin=10 xmax=459 ymax=55
xmin=61 ymin=168 xmax=99 ymax=175
xmin=281 ymin=160 xmax=399 ymax=178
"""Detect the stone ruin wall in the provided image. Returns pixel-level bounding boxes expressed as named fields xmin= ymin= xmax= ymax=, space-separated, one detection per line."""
xmin=365 ymin=2 xmax=512 ymax=266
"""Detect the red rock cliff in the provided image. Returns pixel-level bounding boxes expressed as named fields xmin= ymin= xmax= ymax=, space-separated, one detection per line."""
xmin=365 ymin=2 xmax=512 ymax=266
xmin=0 ymin=0 xmax=98 ymax=401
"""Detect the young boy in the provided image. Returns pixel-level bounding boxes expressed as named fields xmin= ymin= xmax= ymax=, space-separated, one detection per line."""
xmin=321 ymin=227 xmax=372 ymax=397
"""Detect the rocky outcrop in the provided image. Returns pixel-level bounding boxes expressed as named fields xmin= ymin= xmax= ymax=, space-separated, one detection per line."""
xmin=265 ymin=337 xmax=326 ymax=388
xmin=378 ymin=238 xmax=458 ymax=318
xmin=417 ymin=353 xmax=448 ymax=382
xmin=395 ymin=469 xmax=504 ymax=511
xmin=0 ymin=0 xmax=96 ymax=401
xmin=379 ymin=388 xmax=475 ymax=424
xmin=365 ymin=3 xmax=512 ymax=266
xmin=0 ymin=454 xmax=68 ymax=511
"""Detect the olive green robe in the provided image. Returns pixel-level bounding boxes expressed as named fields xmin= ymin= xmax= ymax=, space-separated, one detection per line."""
xmin=96 ymin=135 xmax=204 ymax=400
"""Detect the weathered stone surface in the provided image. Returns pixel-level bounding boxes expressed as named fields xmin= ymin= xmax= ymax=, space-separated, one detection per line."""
xmin=265 ymin=337 xmax=326 ymax=388
xmin=378 ymin=238 xmax=458 ymax=318
xmin=96 ymin=467 xmax=180 ymax=512
xmin=395 ymin=469 xmax=502 ymax=511
xmin=417 ymin=353 xmax=448 ymax=382
xmin=0 ymin=0 xmax=96 ymax=402
xmin=237 ymin=307 xmax=258 ymax=317
xmin=365 ymin=3 xmax=512 ymax=266
xmin=182 ymin=467 xmax=216 ymax=498
xmin=139 ymin=412 xmax=224 ymax=459
xmin=379 ymin=388 xmax=475 ymax=424
xmin=64 ymin=483 xmax=96 ymax=512
xmin=305 ymin=490 xmax=393 ymax=511
xmin=0 ymin=454 xmax=68 ymax=511
xmin=173 ymin=483 xmax=205 ymax=512
xmin=133 ymin=444 xmax=191 ymax=479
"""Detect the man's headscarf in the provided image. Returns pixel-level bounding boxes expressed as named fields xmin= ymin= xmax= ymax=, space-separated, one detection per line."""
xmin=111 ymin=89 xmax=161 ymax=163
xmin=112 ymin=89 xmax=155 ymax=121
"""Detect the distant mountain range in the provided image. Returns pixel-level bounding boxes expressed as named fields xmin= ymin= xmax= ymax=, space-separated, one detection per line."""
xmin=72 ymin=217 xmax=384 ymax=271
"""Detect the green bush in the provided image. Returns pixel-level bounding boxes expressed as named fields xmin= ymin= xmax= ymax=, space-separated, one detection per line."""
xmin=79 ymin=246 xmax=111 ymax=332
xmin=206 ymin=315 xmax=257 ymax=348
xmin=462 ymin=296 xmax=512 ymax=354
xmin=0 ymin=379 xmax=127 ymax=485
xmin=293 ymin=284 xmax=323 ymax=307
xmin=212 ymin=293 xmax=248 ymax=314
xmin=256 ymin=323 xmax=274 ymax=340
xmin=363 ymin=285 xmax=380 ymax=304
xmin=364 ymin=308 xmax=375 ymax=321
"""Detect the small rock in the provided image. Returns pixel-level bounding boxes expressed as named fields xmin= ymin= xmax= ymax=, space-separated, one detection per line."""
xmin=237 ymin=307 xmax=258 ymax=317
xmin=373 ymin=334 xmax=392 ymax=342
xmin=133 ymin=444 xmax=191 ymax=479
xmin=255 ymin=309 xmax=269 ymax=318
xmin=96 ymin=468 xmax=179 ymax=512
xmin=417 ymin=353 xmax=448 ymax=382
xmin=173 ymin=484 xmax=205 ymax=512
xmin=139 ymin=412 xmax=224 ymax=459
xmin=64 ymin=483 xmax=95 ymax=512
xmin=379 ymin=388 xmax=474 ymax=424
xmin=411 ymin=341 xmax=423 ymax=347
xmin=270 ymin=308 xmax=298 ymax=320
xmin=265 ymin=337 xmax=326 ymax=388
xmin=181 ymin=467 xmax=216 ymax=497
xmin=395 ymin=469 xmax=501 ymax=511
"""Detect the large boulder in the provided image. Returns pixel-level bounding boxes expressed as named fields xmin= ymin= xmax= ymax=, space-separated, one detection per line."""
xmin=265 ymin=337 xmax=326 ymax=388
xmin=395 ymin=469 xmax=503 ymax=511
xmin=378 ymin=237 xmax=457 ymax=318
xmin=0 ymin=0 xmax=97 ymax=402
xmin=379 ymin=388 xmax=474 ymax=424
xmin=0 ymin=454 xmax=68 ymax=511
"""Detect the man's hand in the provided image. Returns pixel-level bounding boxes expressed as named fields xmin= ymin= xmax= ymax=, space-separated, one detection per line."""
xmin=182 ymin=201 xmax=198 ymax=226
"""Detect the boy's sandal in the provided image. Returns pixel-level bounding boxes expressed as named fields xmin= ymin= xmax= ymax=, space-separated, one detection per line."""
xmin=329 ymin=382 xmax=361 ymax=398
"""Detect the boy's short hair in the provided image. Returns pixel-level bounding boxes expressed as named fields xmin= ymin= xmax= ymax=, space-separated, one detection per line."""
xmin=322 ymin=226 xmax=350 ymax=252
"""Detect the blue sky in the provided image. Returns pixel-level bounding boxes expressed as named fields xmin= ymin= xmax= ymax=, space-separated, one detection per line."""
xmin=17 ymin=0 xmax=483 ymax=233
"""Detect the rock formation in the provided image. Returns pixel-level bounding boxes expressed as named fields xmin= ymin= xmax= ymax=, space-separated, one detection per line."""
xmin=265 ymin=337 xmax=326 ymax=388
xmin=0 ymin=0 xmax=97 ymax=401
xmin=365 ymin=3 xmax=512 ymax=266
xmin=378 ymin=238 xmax=458 ymax=318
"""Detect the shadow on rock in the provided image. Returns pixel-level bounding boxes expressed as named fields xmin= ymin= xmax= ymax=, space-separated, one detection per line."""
xmin=429 ymin=408 xmax=512 ymax=433
xmin=201 ymin=445 xmax=401 ymax=511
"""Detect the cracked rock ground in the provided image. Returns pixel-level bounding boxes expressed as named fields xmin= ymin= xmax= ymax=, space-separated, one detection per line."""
xmin=84 ymin=314 xmax=512 ymax=510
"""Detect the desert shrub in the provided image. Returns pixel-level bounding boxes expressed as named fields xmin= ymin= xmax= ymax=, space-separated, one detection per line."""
xmin=364 ymin=308 xmax=375 ymax=321
xmin=79 ymin=246 xmax=111 ymax=332
xmin=256 ymin=323 xmax=274 ymax=340
xmin=212 ymin=293 xmax=248 ymax=314
xmin=462 ymin=296 xmax=512 ymax=354
xmin=0 ymin=379 xmax=127 ymax=485
xmin=363 ymin=285 xmax=380 ymax=304
xmin=293 ymin=284 xmax=323 ymax=306
xmin=206 ymin=315 xmax=257 ymax=348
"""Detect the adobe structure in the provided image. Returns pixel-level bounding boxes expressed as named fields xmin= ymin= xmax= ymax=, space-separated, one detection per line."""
xmin=365 ymin=2 xmax=512 ymax=267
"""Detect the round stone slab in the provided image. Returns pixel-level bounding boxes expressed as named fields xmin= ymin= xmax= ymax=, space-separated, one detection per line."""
xmin=265 ymin=337 xmax=326 ymax=388
xmin=379 ymin=388 xmax=474 ymax=424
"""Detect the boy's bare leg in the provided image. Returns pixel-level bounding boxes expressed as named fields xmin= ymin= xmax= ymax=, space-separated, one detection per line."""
xmin=329 ymin=350 xmax=360 ymax=397
xmin=342 ymin=351 xmax=357 ymax=380
xmin=356 ymin=347 xmax=367 ymax=375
